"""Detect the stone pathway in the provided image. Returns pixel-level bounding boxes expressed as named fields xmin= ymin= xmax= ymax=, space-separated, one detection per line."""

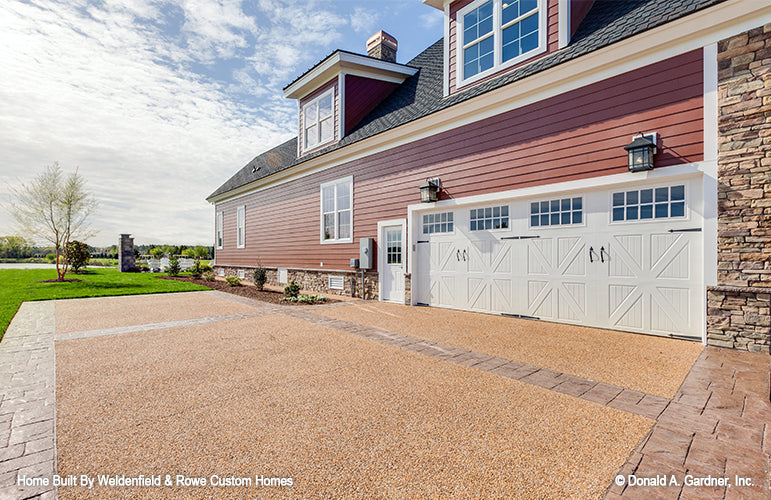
xmin=1 ymin=292 xmax=769 ymax=499
xmin=0 ymin=302 xmax=57 ymax=500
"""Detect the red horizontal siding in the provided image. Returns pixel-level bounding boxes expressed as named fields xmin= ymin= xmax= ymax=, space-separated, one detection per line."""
xmin=344 ymin=75 xmax=399 ymax=134
xmin=214 ymin=50 xmax=704 ymax=272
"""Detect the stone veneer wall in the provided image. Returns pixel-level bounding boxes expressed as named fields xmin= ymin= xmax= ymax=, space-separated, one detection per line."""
xmin=216 ymin=265 xmax=379 ymax=300
xmin=709 ymin=24 xmax=771 ymax=353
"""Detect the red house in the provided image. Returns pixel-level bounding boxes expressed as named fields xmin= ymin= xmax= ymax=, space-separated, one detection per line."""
xmin=208 ymin=0 xmax=771 ymax=353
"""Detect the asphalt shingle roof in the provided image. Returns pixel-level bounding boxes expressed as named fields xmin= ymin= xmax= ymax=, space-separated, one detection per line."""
xmin=207 ymin=0 xmax=727 ymax=201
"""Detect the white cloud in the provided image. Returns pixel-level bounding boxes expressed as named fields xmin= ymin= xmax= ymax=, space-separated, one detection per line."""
xmin=420 ymin=10 xmax=443 ymax=30
xmin=0 ymin=0 xmax=292 ymax=246
xmin=350 ymin=7 xmax=378 ymax=34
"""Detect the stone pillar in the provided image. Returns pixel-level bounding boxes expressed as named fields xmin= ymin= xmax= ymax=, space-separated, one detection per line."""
xmin=119 ymin=234 xmax=135 ymax=272
xmin=708 ymin=24 xmax=771 ymax=353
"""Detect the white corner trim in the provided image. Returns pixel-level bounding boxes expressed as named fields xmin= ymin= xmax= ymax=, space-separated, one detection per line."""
xmin=558 ymin=0 xmax=570 ymax=49
xmin=443 ymin=2 xmax=450 ymax=97
xmin=338 ymin=72 xmax=346 ymax=140
xmin=702 ymin=42 xmax=719 ymax=344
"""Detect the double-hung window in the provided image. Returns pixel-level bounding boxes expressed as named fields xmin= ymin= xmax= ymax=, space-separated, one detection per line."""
xmin=216 ymin=211 xmax=223 ymax=249
xmin=321 ymin=177 xmax=353 ymax=243
xmin=236 ymin=206 xmax=245 ymax=248
xmin=458 ymin=0 xmax=544 ymax=86
xmin=303 ymin=88 xmax=334 ymax=151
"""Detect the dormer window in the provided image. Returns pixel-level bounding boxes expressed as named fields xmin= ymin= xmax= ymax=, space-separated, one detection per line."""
xmin=457 ymin=0 xmax=545 ymax=87
xmin=303 ymin=88 xmax=335 ymax=150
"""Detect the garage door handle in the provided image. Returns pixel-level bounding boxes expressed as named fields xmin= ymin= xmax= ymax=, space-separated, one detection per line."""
xmin=462 ymin=249 xmax=467 ymax=261
xmin=457 ymin=249 xmax=460 ymax=261
xmin=589 ymin=246 xmax=596 ymax=263
xmin=600 ymin=246 xmax=606 ymax=263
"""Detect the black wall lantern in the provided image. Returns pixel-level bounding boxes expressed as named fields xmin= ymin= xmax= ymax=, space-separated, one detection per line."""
xmin=624 ymin=132 xmax=657 ymax=172
xmin=419 ymin=178 xmax=440 ymax=203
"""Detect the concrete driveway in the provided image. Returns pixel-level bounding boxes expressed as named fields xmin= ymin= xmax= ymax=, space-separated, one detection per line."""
xmin=1 ymin=291 xmax=768 ymax=499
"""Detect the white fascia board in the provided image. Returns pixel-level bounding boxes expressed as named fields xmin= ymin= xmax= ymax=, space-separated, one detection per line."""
xmin=284 ymin=52 xmax=417 ymax=100
xmin=422 ymin=0 xmax=445 ymax=11
xmin=210 ymin=0 xmax=771 ymax=205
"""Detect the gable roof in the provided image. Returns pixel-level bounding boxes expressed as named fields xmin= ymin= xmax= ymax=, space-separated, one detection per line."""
xmin=207 ymin=0 xmax=727 ymax=202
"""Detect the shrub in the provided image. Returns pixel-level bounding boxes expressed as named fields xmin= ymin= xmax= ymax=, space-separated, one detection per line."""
xmin=202 ymin=271 xmax=216 ymax=282
xmin=65 ymin=240 xmax=91 ymax=273
xmin=45 ymin=253 xmax=55 ymax=262
xmin=225 ymin=275 xmax=242 ymax=286
xmin=199 ymin=264 xmax=212 ymax=273
xmin=284 ymin=279 xmax=300 ymax=298
xmin=253 ymin=265 xmax=267 ymax=291
xmin=165 ymin=256 xmax=181 ymax=276
xmin=280 ymin=294 xmax=326 ymax=303
xmin=189 ymin=260 xmax=203 ymax=279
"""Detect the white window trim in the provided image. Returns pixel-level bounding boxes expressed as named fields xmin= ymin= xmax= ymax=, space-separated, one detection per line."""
xmin=320 ymin=176 xmax=354 ymax=244
xmin=455 ymin=0 xmax=547 ymax=89
xmin=302 ymin=87 xmax=335 ymax=152
xmin=236 ymin=205 xmax=245 ymax=249
xmin=216 ymin=211 xmax=223 ymax=250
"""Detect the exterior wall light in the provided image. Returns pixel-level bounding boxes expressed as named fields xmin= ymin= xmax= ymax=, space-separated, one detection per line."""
xmin=624 ymin=132 xmax=657 ymax=172
xmin=419 ymin=178 xmax=440 ymax=203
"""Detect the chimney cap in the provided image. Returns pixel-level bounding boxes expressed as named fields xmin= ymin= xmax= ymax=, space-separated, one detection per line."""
xmin=366 ymin=30 xmax=398 ymax=52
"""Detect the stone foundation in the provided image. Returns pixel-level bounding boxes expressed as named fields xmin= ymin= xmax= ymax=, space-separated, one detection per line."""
xmin=712 ymin=24 xmax=771 ymax=352
xmin=707 ymin=286 xmax=771 ymax=353
xmin=216 ymin=265 xmax=380 ymax=300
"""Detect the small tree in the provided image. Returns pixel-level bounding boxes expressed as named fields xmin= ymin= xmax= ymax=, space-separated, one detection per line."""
xmin=149 ymin=247 xmax=165 ymax=258
xmin=8 ymin=163 xmax=97 ymax=281
xmin=253 ymin=264 xmax=267 ymax=291
xmin=189 ymin=259 xmax=203 ymax=279
xmin=166 ymin=256 xmax=181 ymax=276
xmin=193 ymin=245 xmax=210 ymax=259
xmin=65 ymin=240 xmax=91 ymax=273
xmin=182 ymin=248 xmax=195 ymax=258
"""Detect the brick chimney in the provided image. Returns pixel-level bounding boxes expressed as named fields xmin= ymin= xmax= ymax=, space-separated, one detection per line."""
xmin=366 ymin=30 xmax=397 ymax=63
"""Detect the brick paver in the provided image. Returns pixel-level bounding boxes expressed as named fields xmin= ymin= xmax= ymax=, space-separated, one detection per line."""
xmin=0 ymin=302 xmax=57 ymax=499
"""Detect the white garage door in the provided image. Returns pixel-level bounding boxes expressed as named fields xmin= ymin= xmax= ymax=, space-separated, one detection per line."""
xmin=414 ymin=178 xmax=703 ymax=338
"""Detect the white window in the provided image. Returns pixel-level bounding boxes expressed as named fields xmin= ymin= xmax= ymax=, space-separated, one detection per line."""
xmin=216 ymin=211 xmax=223 ymax=249
xmin=303 ymin=88 xmax=335 ymax=151
xmin=237 ymin=269 xmax=245 ymax=279
xmin=320 ymin=176 xmax=353 ymax=243
xmin=612 ymin=185 xmax=686 ymax=222
xmin=423 ymin=212 xmax=454 ymax=234
xmin=530 ymin=197 xmax=583 ymax=227
xmin=457 ymin=0 xmax=545 ymax=87
xmin=470 ymin=206 xmax=509 ymax=231
xmin=236 ymin=206 xmax=245 ymax=248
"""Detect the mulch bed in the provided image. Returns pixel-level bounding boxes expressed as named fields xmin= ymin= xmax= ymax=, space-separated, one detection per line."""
xmin=158 ymin=276 xmax=339 ymax=305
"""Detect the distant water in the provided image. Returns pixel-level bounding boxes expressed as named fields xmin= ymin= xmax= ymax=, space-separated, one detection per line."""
xmin=0 ymin=263 xmax=105 ymax=270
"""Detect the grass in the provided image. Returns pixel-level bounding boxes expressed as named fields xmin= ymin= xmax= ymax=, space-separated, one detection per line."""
xmin=0 ymin=268 xmax=209 ymax=341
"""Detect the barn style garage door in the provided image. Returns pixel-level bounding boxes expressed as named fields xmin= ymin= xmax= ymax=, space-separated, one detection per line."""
xmin=414 ymin=178 xmax=703 ymax=338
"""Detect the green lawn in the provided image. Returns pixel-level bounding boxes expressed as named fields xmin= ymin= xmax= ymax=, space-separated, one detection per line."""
xmin=0 ymin=268 xmax=209 ymax=341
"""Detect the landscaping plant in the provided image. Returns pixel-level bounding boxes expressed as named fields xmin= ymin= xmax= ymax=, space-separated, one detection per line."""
xmin=284 ymin=279 xmax=300 ymax=298
xmin=165 ymin=256 xmax=181 ymax=276
xmin=253 ymin=264 xmax=267 ymax=291
xmin=189 ymin=259 xmax=203 ymax=279
xmin=202 ymin=271 xmax=216 ymax=282
xmin=65 ymin=240 xmax=91 ymax=273
xmin=225 ymin=275 xmax=242 ymax=286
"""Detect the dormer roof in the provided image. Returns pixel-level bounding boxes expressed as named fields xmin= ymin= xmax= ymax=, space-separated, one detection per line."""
xmin=283 ymin=50 xmax=418 ymax=101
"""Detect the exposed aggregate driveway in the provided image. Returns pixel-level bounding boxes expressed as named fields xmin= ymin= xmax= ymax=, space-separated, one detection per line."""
xmin=1 ymin=290 xmax=769 ymax=499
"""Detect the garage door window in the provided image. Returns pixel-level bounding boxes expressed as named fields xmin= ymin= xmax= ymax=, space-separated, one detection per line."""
xmin=612 ymin=185 xmax=685 ymax=222
xmin=470 ymin=206 xmax=509 ymax=230
xmin=530 ymin=197 xmax=582 ymax=227
xmin=423 ymin=212 xmax=454 ymax=234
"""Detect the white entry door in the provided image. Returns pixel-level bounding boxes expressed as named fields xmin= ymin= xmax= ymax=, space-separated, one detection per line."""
xmin=378 ymin=220 xmax=406 ymax=303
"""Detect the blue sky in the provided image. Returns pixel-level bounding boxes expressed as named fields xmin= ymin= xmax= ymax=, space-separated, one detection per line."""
xmin=0 ymin=0 xmax=444 ymax=247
